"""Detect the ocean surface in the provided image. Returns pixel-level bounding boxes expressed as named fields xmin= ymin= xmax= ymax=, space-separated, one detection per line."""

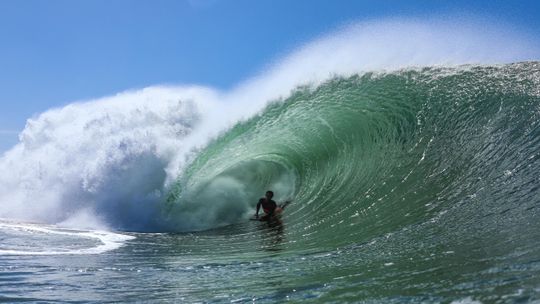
xmin=1 ymin=61 xmax=539 ymax=303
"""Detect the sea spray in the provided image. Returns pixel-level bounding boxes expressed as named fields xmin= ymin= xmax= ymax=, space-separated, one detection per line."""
xmin=0 ymin=87 xmax=213 ymax=230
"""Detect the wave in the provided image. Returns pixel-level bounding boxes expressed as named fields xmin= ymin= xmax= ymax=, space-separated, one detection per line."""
xmin=0 ymin=18 xmax=538 ymax=233
xmin=168 ymin=62 xmax=540 ymax=238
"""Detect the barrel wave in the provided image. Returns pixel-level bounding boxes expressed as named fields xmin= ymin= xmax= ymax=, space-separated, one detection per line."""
xmin=170 ymin=62 xmax=540 ymax=239
xmin=138 ymin=62 xmax=540 ymax=302
xmin=156 ymin=62 xmax=540 ymax=301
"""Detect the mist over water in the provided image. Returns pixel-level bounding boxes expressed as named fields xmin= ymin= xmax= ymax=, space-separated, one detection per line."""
xmin=0 ymin=18 xmax=538 ymax=232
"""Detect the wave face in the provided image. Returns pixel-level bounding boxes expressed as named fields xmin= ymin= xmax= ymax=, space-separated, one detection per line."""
xmin=170 ymin=62 xmax=540 ymax=241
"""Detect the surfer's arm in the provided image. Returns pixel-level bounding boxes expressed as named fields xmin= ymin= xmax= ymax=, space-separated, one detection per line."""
xmin=280 ymin=201 xmax=291 ymax=209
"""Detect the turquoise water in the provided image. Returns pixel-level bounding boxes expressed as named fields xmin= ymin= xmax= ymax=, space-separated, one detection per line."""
xmin=1 ymin=62 xmax=540 ymax=302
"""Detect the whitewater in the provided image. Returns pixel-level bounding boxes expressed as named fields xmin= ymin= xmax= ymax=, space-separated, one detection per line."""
xmin=1 ymin=18 xmax=540 ymax=303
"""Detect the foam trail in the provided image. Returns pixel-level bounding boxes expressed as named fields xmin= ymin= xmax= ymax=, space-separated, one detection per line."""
xmin=0 ymin=220 xmax=134 ymax=255
xmin=0 ymin=17 xmax=538 ymax=232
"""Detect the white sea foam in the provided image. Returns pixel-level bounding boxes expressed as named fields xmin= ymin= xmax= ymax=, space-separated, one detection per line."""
xmin=0 ymin=220 xmax=134 ymax=255
xmin=0 ymin=17 xmax=538 ymax=232
xmin=451 ymin=297 xmax=483 ymax=304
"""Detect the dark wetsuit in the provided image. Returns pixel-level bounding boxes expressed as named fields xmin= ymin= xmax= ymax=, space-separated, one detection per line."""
xmin=256 ymin=198 xmax=277 ymax=216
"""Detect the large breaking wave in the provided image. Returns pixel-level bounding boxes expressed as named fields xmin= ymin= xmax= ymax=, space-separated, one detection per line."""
xmin=0 ymin=18 xmax=539 ymax=233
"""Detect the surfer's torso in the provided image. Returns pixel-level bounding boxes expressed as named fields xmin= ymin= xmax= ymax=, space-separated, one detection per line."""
xmin=259 ymin=198 xmax=277 ymax=214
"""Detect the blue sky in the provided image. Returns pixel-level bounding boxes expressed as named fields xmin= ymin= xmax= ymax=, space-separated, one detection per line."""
xmin=1 ymin=0 xmax=539 ymax=152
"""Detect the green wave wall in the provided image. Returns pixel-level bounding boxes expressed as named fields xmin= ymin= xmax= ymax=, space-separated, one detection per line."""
xmin=152 ymin=62 xmax=540 ymax=302
xmin=167 ymin=62 xmax=540 ymax=240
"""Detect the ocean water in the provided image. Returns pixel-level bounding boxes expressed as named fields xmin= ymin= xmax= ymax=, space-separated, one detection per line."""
xmin=1 ymin=20 xmax=540 ymax=303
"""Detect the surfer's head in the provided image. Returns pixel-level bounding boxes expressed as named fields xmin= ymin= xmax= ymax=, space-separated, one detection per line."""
xmin=265 ymin=191 xmax=274 ymax=199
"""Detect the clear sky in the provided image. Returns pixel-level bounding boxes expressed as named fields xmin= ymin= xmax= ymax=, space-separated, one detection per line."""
xmin=1 ymin=0 xmax=539 ymax=152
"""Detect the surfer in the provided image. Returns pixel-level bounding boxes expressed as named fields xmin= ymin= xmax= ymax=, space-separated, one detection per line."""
xmin=254 ymin=191 xmax=290 ymax=221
